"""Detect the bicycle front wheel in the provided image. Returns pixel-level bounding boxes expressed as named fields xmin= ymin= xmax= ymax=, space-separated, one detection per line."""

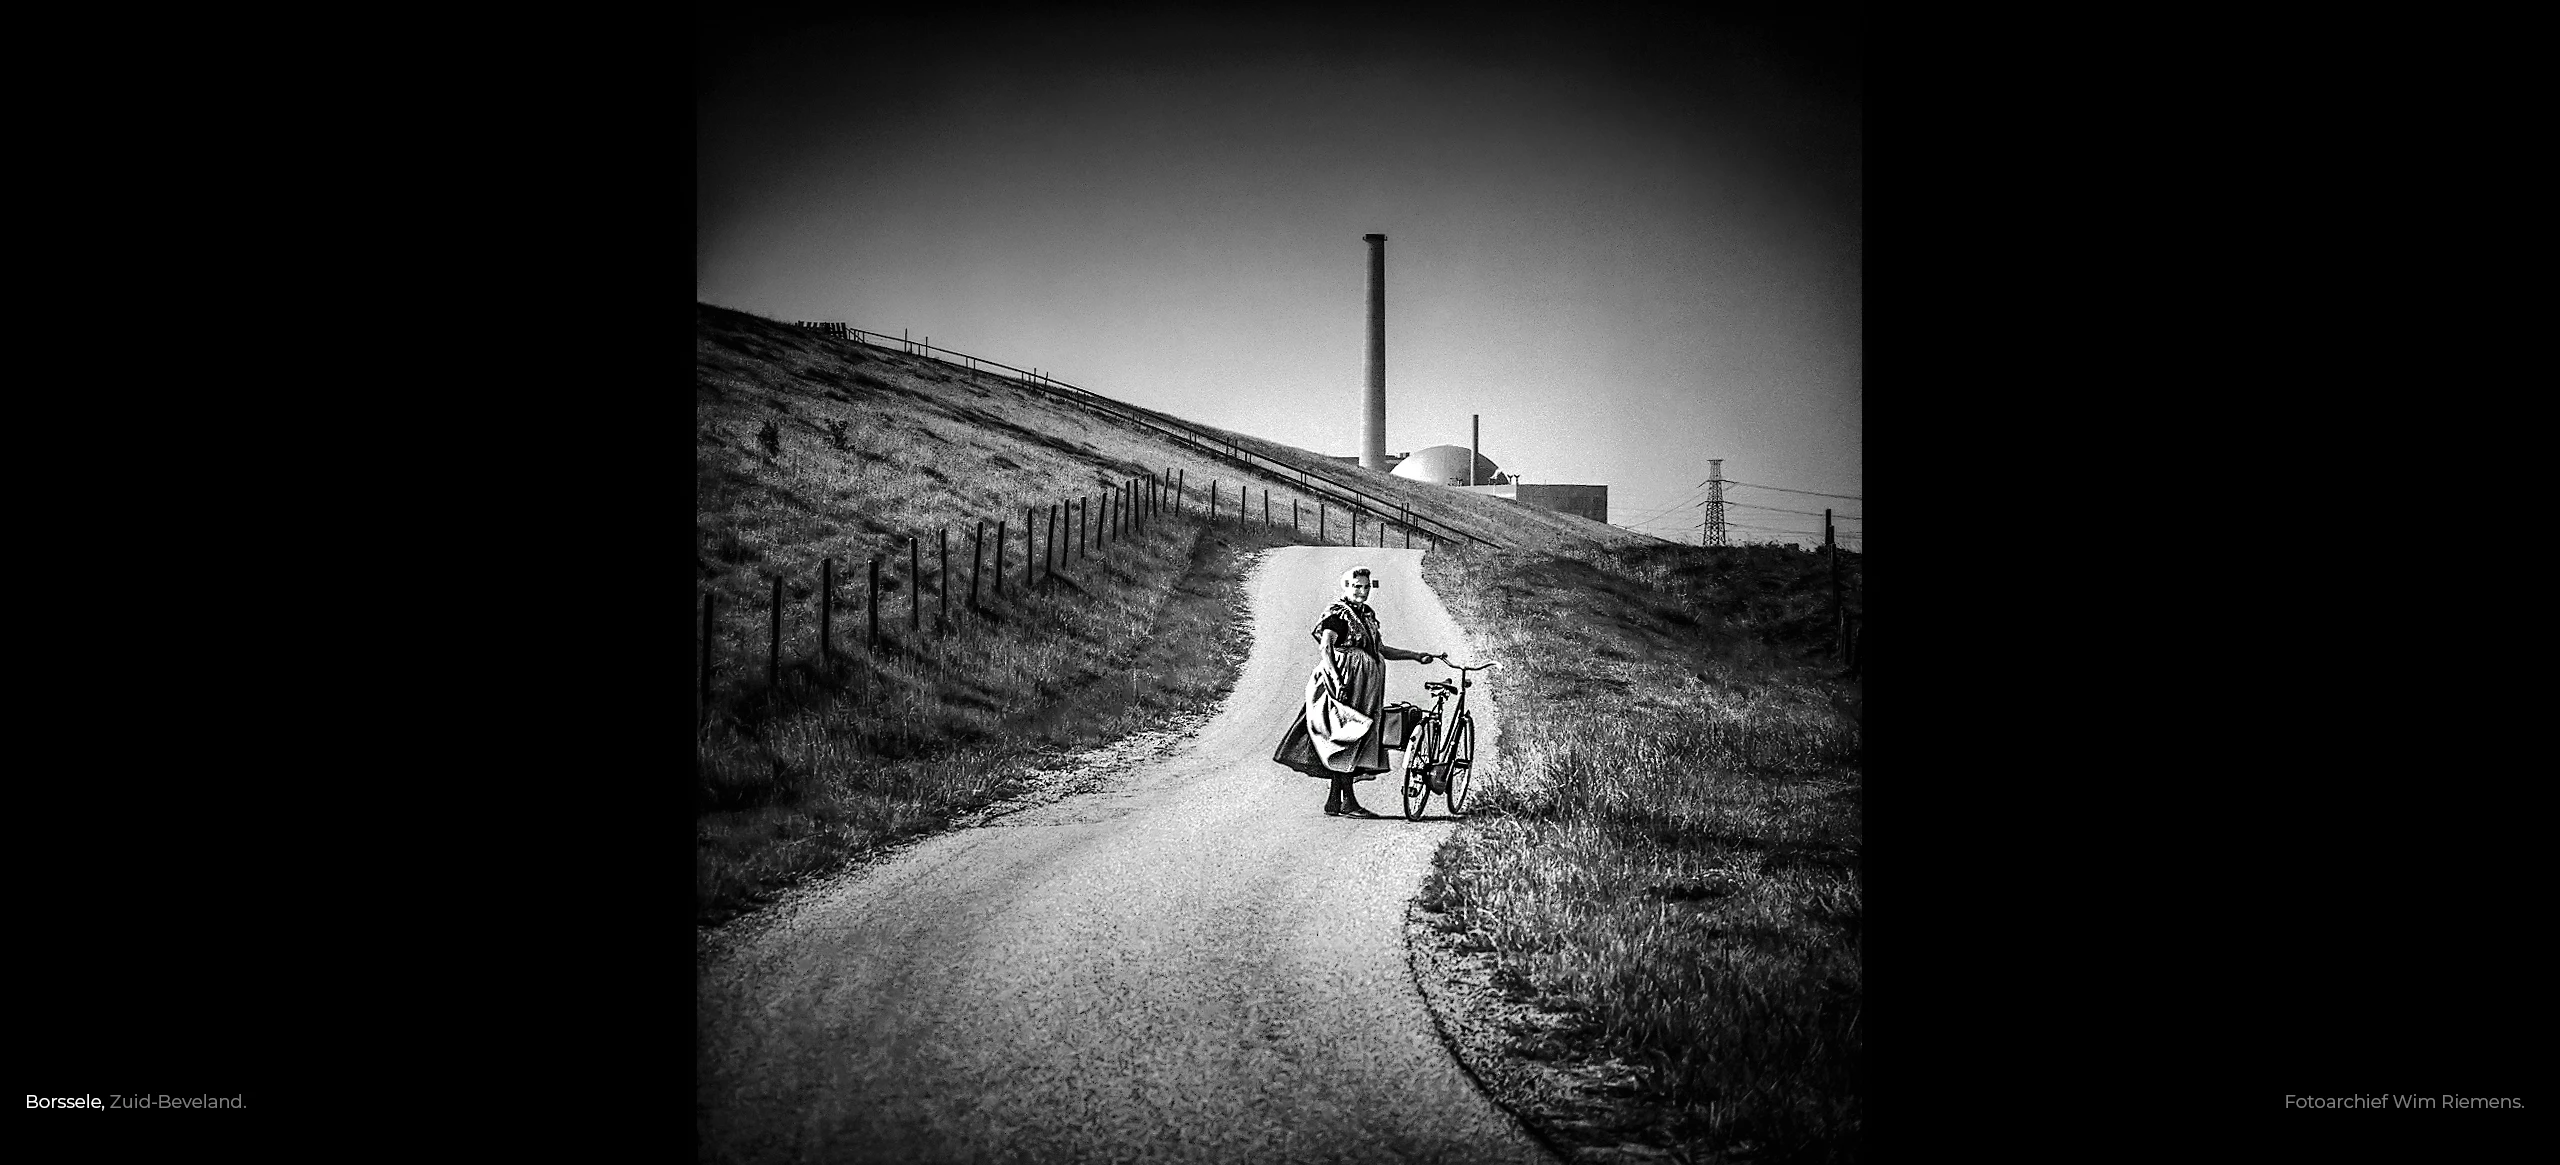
xmin=1402 ymin=718 xmax=1439 ymax=821
xmin=1443 ymin=716 xmax=1477 ymax=814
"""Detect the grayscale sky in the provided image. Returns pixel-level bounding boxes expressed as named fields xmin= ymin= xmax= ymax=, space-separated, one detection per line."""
xmin=698 ymin=4 xmax=1862 ymax=546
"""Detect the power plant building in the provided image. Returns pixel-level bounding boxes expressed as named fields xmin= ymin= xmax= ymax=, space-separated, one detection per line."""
xmin=1340 ymin=234 xmax=1610 ymax=527
xmin=1388 ymin=445 xmax=1503 ymax=487
xmin=1458 ymin=482 xmax=1609 ymax=525
xmin=1380 ymin=443 xmax=1609 ymax=525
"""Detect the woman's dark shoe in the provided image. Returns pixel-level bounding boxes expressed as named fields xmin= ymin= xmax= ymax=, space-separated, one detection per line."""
xmin=1339 ymin=801 xmax=1384 ymax=819
xmin=1323 ymin=804 xmax=1344 ymax=817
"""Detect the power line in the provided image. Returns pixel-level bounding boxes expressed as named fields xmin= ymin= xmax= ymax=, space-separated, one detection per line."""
xmin=1697 ymin=477 xmax=1862 ymax=501
xmin=1616 ymin=490 xmax=1718 ymax=525
xmin=1728 ymin=520 xmax=1860 ymax=537
xmin=1727 ymin=501 xmax=1862 ymax=520
xmin=1623 ymin=513 xmax=1719 ymax=530
xmin=1727 ymin=479 xmax=1862 ymax=500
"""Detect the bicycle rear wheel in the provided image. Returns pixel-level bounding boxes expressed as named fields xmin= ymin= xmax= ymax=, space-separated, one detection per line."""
xmin=1443 ymin=717 xmax=1477 ymax=814
xmin=1402 ymin=719 xmax=1439 ymax=820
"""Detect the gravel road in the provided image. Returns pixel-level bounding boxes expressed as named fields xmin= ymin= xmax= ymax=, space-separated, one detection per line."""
xmin=696 ymin=545 xmax=1553 ymax=1164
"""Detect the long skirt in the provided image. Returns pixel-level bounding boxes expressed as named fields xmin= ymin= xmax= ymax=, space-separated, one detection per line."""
xmin=1271 ymin=648 xmax=1389 ymax=780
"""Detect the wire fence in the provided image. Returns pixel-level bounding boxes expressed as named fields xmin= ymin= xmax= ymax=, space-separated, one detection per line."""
xmin=698 ymin=453 xmax=1455 ymax=722
xmin=726 ymin=321 xmax=1860 ymax=704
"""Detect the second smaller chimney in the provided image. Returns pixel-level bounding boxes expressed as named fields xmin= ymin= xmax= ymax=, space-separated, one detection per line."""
xmin=1471 ymin=415 xmax=1480 ymax=486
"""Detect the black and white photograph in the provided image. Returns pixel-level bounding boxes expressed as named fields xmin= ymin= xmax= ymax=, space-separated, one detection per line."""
xmin=692 ymin=4 xmax=1863 ymax=1162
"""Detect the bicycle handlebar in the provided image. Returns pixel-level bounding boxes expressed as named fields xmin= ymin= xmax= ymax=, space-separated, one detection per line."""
xmin=1434 ymin=660 xmax=1496 ymax=671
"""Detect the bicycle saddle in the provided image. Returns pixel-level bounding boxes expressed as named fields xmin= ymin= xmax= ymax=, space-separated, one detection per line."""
xmin=1424 ymin=680 xmax=1456 ymax=694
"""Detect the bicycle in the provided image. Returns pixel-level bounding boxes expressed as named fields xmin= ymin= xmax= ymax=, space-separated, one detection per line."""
xmin=1399 ymin=660 xmax=1494 ymax=821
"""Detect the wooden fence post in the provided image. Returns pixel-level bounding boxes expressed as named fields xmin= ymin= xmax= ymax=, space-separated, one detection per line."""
xmin=821 ymin=557 xmax=834 ymax=664
xmin=971 ymin=522 xmax=984 ymax=612
xmin=1264 ymin=490 xmax=1269 ymax=527
xmin=1047 ymin=503 xmax=1059 ymax=581
xmin=1319 ymin=502 xmax=1325 ymax=543
xmin=700 ymin=591 xmax=713 ymax=718
xmin=1293 ymin=498 xmax=1299 ymax=535
xmin=1024 ymin=508 xmax=1034 ymax=589
xmin=769 ymin=572 xmax=782 ymax=692
xmin=1210 ymin=480 xmax=1217 ymax=519
xmin=939 ymin=529 xmax=949 ymax=630
xmin=909 ymin=535 xmax=920 ymax=633
xmin=868 ymin=557 xmax=880 ymax=648
xmin=1079 ymin=497 xmax=1088 ymax=559
xmin=1176 ymin=469 xmax=1184 ymax=516
xmin=994 ymin=521 xmax=1006 ymax=596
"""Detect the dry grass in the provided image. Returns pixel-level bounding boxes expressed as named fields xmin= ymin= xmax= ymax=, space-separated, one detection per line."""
xmin=1420 ymin=543 xmax=1863 ymax=1163
xmin=696 ymin=303 xmax=1364 ymax=924
xmin=697 ymin=517 xmax=1296 ymax=925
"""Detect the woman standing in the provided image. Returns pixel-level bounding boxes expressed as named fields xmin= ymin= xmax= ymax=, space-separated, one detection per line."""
xmin=1271 ymin=566 xmax=1443 ymax=817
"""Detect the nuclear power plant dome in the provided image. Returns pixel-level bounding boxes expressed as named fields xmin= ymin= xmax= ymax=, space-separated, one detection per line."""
xmin=1390 ymin=445 xmax=1502 ymax=486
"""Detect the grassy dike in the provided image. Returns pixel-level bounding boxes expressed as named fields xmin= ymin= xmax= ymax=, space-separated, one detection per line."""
xmin=697 ymin=515 xmax=1293 ymax=926
xmin=1418 ymin=542 xmax=1864 ymax=1163
xmin=696 ymin=300 xmax=1366 ymax=928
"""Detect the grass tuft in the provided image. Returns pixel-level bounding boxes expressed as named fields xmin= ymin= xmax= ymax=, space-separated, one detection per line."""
xmin=1421 ymin=543 xmax=1862 ymax=1163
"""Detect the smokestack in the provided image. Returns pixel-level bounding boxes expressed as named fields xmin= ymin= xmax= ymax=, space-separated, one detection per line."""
xmin=1471 ymin=414 xmax=1480 ymax=486
xmin=1361 ymin=233 xmax=1387 ymax=471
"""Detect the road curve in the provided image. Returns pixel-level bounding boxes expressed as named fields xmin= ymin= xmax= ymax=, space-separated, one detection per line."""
xmin=696 ymin=545 xmax=1548 ymax=1164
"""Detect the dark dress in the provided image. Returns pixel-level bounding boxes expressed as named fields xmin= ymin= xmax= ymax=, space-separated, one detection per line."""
xmin=1271 ymin=600 xmax=1391 ymax=781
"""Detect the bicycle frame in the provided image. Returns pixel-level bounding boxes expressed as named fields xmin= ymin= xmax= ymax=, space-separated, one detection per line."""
xmin=1406 ymin=660 xmax=1492 ymax=809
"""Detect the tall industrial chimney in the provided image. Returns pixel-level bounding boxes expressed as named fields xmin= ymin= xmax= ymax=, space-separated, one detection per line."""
xmin=1361 ymin=233 xmax=1388 ymax=471
xmin=1471 ymin=414 xmax=1480 ymax=486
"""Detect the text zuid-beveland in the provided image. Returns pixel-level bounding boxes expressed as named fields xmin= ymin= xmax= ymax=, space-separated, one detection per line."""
xmin=114 ymin=1094 xmax=247 ymax=1109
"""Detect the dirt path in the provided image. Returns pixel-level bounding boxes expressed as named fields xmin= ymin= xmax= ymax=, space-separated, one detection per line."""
xmin=695 ymin=545 xmax=1552 ymax=1164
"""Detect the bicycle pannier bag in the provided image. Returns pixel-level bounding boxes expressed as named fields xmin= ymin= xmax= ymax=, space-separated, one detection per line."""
xmin=1378 ymin=702 xmax=1424 ymax=752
